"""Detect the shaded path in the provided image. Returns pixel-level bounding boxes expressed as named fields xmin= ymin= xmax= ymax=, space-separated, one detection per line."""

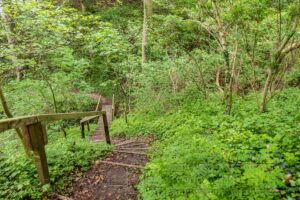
xmin=91 ymin=104 xmax=113 ymax=142
xmin=53 ymin=95 xmax=154 ymax=200
xmin=68 ymin=137 xmax=153 ymax=200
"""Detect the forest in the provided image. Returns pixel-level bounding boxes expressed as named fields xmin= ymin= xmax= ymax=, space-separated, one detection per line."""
xmin=0 ymin=0 xmax=300 ymax=199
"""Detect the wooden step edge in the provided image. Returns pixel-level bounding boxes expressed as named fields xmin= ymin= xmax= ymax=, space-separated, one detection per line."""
xmin=114 ymin=140 xmax=136 ymax=147
xmin=97 ymin=161 xmax=143 ymax=169
xmin=55 ymin=194 xmax=74 ymax=200
xmin=117 ymin=147 xmax=149 ymax=151
xmin=121 ymin=143 xmax=149 ymax=148
xmin=112 ymin=150 xmax=147 ymax=155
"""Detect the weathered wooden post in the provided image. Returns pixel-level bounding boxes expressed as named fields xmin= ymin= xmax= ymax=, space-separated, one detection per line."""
xmin=112 ymin=94 xmax=115 ymax=121
xmin=102 ymin=112 xmax=111 ymax=145
xmin=87 ymin=122 xmax=90 ymax=132
xmin=23 ymin=122 xmax=50 ymax=185
xmin=80 ymin=122 xmax=85 ymax=139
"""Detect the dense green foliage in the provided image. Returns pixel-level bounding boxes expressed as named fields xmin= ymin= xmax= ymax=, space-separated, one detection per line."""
xmin=1 ymin=0 xmax=300 ymax=199
xmin=112 ymin=89 xmax=300 ymax=199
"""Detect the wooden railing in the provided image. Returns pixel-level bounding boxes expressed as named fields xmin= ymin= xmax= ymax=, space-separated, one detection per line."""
xmin=0 ymin=111 xmax=111 ymax=185
xmin=112 ymin=94 xmax=115 ymax=120
xmin=80 ymin=112 xmax=111 ymax=144
xmin=80 ymin=94 xmax=115 ymax=144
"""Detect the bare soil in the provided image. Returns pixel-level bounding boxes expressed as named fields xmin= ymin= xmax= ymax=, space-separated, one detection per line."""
xmin=52 ymin=137 xmax=154 ymax=200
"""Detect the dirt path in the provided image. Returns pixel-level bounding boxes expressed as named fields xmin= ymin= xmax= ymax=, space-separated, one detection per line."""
xmin=52 ymin=95 xmax=153 ymax=200
xmin=53 ymin=137 xmax=153 ymax=200
xmin=72 ymin=137 xmax=152 ymax=200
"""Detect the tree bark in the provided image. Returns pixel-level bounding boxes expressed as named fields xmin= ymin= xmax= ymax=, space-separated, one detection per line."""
xmin=80 ymin=0 xmax=86 ymax=12
xmin=212 ymin=0 xmax=234 ymax=114
xmin=225 ymin=43 xmax=238 ymax=115
xmin=142 ymin=0 xmax=152 ymax=63
xmin=260 ymin=68 xmax=273 ymax=112
xmin=260 ymin=40 xmax=300 ymax=112
xmin=260 ymin=0 xmax=300 ymax=112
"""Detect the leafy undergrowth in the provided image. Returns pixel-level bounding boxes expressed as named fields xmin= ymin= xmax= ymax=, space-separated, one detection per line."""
xmin=111 ymin=89 xmax=300 ymax=200
xmin=0 ymin=124 xmax=110 ymax=200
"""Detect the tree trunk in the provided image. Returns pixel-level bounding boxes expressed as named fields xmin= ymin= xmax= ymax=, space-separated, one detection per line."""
xmin=215 ymin=69 xmax=224 ymax=94
xmin=0 ymin=87 xmax=31 ymax=156
xmin=142 ymin=0 xmax=152 ymax=63
xmin=41 ymin=72 xmax=67 ymax=137
xmin=80 ymin=0 xmax=86 ymax=12
xmin=260 ymin=68 xmax=273 ymax=112
xmin=225 ymin=43 xmax=238 ymax=115
xmin=212 ymin=0 xmax=234 ymax=114
xmin=259 ymin=0 xmax=300 ymax=112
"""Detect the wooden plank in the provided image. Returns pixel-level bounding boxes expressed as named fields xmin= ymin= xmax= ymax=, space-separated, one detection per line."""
xmin=112 ymin=94 xmax=115 ymax=120
xmin=80 ymin=115 xmax=99 ymax=123
xmin=41 ymin=123 xmax=48 ymax=145
xmin=118 ymin=147 xmax=149 ymax=151
xmin=21 ymin=126 xmax=33 ymax=151
xmin=0 ymin=111 xmax=104 ymax=133
xmin=112 ymin=150 xmax=147 ymax=155
xmin=95 ymin=95 xmax=102 ymax=111
xmin=37 ymin=111 xmax=103 ymax=122
xmin=102 ymin=112 xmax=111 ymax=145
xmin=80 ymin=123 xmax=85 ymax=139
xmin=114 ymin=140 xmax=136 ymax=147
xmin=87 ymin=122 xmax=90 ymax=132
xmin=56 ymin=194 xmax=74 ymax=200
xmin=0 ymin=116 xmax=39 ymax=132
xmin=27 ymin=122 xmax=50 ymax=184
xmin=98 ymin=161 xmax=143 ymax=169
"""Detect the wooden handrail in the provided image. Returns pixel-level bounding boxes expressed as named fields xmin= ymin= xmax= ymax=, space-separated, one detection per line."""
xmin=0 ymin=111 xmax=104 ymax=133
xmin=112 ymin=94 xmax=115 ymax=120
xmin=0 ymin=110 xmax=107 ymax=185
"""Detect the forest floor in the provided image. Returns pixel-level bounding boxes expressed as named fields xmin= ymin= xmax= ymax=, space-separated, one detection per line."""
xmin=52 ymin=136 xmax=154 ymax=200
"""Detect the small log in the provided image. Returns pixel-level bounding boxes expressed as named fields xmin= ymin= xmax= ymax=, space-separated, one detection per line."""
xmin=56 ymin=194 xmax=74 ymax=200
xmin=120 ymin=143 xmax=149 ymax=148
xmin=112 ymin=150 xmax=147 ymax=155
xmin=114 ymin=140 xmax=136 ymax=147
xmin=118 ymin=147 xmax=149 ymax=151
xmin=98 ymin=161 xmax=143 ymax=169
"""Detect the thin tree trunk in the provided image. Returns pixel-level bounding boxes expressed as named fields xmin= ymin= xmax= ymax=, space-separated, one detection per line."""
xmin=80 ymin=0 xmax=86 ymax=12
xmin=215 ymin=69 xmax=224 ymax=94
xmin=260 ymin=68 xmax=273 ymax=112
xmin=39 ymin=69 xmax=67 ymax=137
xmin=212 ymin=0 xmax=234 ymax=113
xmin=46 ymin=79 xmax=67 ymax=137
xmin=0 ymin=88 xmax=31 ymax=156
xmin=142 ymin=1 xmax=148 ymax=63
xmin=225 ymin=43 xmax=238 ymax=115
xmin=260 ymin=0 xmax=300 ymax=112
xmin=212 ymin=0 xmax=227 ymax=94
xmin=142 ymin=0 xmax=152 ymax=63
